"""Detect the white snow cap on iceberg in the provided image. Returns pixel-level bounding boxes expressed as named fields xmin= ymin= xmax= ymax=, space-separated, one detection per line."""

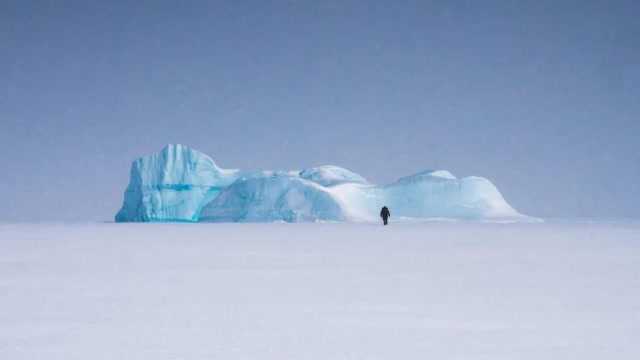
xmin=299 ymin=165 xmax=369 ymax=187
xmin=395 ymin=169 xmax=457 ymax=182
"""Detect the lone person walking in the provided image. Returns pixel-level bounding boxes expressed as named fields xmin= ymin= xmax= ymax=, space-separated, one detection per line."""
xmin=380 ymin=206 xmax=390 ymax=226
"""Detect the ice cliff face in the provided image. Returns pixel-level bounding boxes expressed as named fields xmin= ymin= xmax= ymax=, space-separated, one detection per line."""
xmin=116 ymin=145 xmax=528 ymax=222
xmin=115 ymin=144 xmax=241 ymax=222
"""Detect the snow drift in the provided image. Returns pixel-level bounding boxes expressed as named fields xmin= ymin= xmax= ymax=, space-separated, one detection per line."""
xmin=116 ymin=144 xmax=528 ymax=222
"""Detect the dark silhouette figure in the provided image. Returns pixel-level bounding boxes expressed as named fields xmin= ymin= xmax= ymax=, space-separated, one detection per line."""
xmin=380 ymin=206 xmax=390 ymax=225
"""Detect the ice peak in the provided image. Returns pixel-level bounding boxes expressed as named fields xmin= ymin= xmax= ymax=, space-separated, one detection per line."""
xmin=393 ymin=169 xmax=457 ymax=185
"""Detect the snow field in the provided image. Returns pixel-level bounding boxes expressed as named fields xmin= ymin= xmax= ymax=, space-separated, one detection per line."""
xmin=1 ymin=221 xmax=639 ymax=359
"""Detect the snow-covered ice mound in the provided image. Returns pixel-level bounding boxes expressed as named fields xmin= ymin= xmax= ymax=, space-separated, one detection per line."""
xmin=200 ymin=174 xmax=346 ymax=222
xmin=382 ymin=170 xmax=521 ymax=219
xmin=115 ymin=145 xmax=530 ymax=222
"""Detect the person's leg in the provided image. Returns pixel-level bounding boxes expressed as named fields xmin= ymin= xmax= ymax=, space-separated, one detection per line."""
xmin=383 ymin=217 xmax=388 ymax=225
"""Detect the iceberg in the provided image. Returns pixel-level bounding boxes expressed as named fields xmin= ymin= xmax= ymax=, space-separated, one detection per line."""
xmin=116 ymin=145 xmax=529 ymax=222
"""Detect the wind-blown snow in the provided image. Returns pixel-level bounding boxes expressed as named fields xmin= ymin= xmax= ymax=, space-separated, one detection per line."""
xmin=1 ymin=221 xmax=639 ymax=359
xmin=116 ymin=145 xmax=530 ymax=222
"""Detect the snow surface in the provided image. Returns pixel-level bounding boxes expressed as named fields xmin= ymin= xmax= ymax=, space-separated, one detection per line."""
xmin=1 ymin=221 xmax=639 ymax=359
xmin=117 ymin=145 xmax=529 ymax=222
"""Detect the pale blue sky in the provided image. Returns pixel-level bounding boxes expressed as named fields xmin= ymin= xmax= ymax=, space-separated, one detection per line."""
xmin=1 ymin=0 xmax=638 ymax=221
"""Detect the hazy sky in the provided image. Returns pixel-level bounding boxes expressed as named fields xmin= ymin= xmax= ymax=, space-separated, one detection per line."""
xmin=1 ymin=0 xmax=638 ymax=221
